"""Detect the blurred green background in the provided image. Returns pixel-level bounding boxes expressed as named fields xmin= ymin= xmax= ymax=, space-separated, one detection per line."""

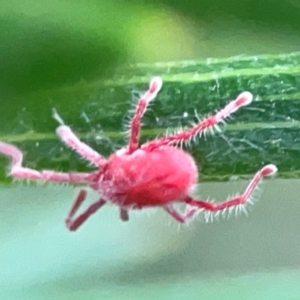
xmin=2 ymin=0 xmax=300 ymax=96
xmin=0 ymin=0 xmax=300 ymax=299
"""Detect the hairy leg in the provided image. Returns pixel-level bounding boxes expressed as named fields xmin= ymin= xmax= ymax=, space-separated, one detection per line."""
xmin=184 ymin=164 xmax=277 ymax=215
xmin=163 ymin=204 xmax=199 ymax=223
xmin=53 ymin=109 xmax=106 ymax=167
xmin=65 ymin=194 xmax=106 ymax=231
xmin=143 ymin=91 xmax=253 ymax=150
xmin=127 ymin=77 xmax=162 ymax=154
xmin=0 ymin=142 xmax=91 ymax=182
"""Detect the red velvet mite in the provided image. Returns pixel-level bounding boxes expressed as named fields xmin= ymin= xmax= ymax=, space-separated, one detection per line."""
xmin=0 ymin=77 xmax=277 ymax=231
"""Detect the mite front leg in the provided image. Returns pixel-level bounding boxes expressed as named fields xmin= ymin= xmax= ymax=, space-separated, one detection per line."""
xmin=127 ymin=77 xmax=162 ymax=154
xmin=163 ymin=204 xmax=199 ymax=223
xmin=53 ymin=109 xmax=106 ymax=167
xmin=0 ymin=142 xmax=91 ymax=183
xmin=184 ymin=164 xmax=277 ymax=217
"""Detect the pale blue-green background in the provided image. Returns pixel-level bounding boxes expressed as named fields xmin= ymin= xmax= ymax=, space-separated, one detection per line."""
xmin=0 ymin=179 xmax=300 ymax=299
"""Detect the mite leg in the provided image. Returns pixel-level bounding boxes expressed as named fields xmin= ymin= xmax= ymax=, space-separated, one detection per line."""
xmin=65 ymin=195 xmax=106 ymax=231
xmin=0 ymin=142 xmax=91 ymax=183
xmin=53 ymin=109 xmax=106 ymax=167
xmin=119 ymin=208 xmax=129 ymax=221
xmin=184 ymin=164 xmax=277 ymax=216
xmin=66 ymin=190 xmax=88 ymax=220
xmin=143 ymin=91 xmax=253 ymax=150
xmin=163 ymin=204 xmax=199 ymax=223
xmin=127 ymin=77 xmax=162 ymax=154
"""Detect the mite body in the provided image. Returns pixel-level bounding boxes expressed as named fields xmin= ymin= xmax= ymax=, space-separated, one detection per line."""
xmin=0 ymin=77 xmax=277 ymax=231
xmin=97 ymin=146 xmax=198 ymax=208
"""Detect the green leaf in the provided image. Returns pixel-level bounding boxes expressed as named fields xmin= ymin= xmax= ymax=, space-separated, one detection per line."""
xmin=1 ymin=52 xmax=300 ymax=183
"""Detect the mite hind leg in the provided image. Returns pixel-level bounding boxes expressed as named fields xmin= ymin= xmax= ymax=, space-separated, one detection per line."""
xmin=184 ymin=164 xmax=277 ymax=216
xmin=119 ymin=208 xmax=129 ymax=221
xmin=65 ymin=190 xmax=106 ymax=231
xmin=163 ymin=204 xmax=199 ymax=223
